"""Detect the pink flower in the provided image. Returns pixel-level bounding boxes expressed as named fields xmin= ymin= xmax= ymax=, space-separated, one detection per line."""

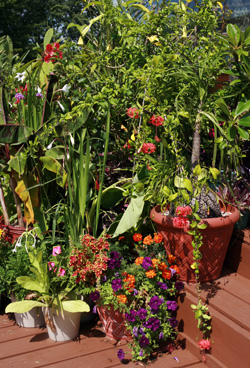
xmin=198 ymin=339 xmax=211 ymax=351
xmin=141 ymin=142 xmax=156 ymax=154
xmin=176 ymin=206 xmax=192 ymax=217
xmin=57 ymin=267 xmax=66 ymax=277
xmin=154 ymin=135 xmax=161 ymax=142
xmin=52 ymin=246 xmax=61 ymax=256
xmin=149 ymin=115 xmax=164 ymax=126
xmin=48 ymin=261 xmax=55 ymax=271
xmin=173 ymin=217 xmax=189 ymax=228
xmin=123 ymin=140 xmax=132 ymax=149
xmin=127 ymin=107 xmax=139 ymax=118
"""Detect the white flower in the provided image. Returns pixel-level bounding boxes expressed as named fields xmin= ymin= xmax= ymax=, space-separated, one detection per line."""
xmin=14 ymin=72 xmax=27 ymax=83
xmin=69 ymin=133 xmax=74 ymax=146
xmin=61 ymin=84 xmax=70 ymax=93
xmin=57 ymin=100 xmax=65 ymax=112
xmin=37 ymin=86 xmax=42 ymax=93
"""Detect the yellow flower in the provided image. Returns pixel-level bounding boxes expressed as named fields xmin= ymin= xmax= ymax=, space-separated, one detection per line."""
xmin=0 ymin=229 xmax=3 ymax=237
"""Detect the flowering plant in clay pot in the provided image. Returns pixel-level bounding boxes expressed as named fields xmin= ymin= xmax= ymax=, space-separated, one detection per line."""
xmin=90 ymin=233 xmax=184 ymax=362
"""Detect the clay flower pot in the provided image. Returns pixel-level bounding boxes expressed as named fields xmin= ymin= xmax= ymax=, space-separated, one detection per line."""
xmin=150 ymin=204 xmax=240 ymax=283
xmin=97 ymin=305 xmax=131 ymax=341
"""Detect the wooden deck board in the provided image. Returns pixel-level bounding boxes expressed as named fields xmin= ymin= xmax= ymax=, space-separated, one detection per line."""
xmin=0 ymin=311 xmax=201 ymax=368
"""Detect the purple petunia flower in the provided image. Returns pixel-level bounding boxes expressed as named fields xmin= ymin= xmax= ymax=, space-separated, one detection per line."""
xmin=133 ymin=288 xmax=138 ymax=296
xmin=92 ymin=305 xmax=97 ymax=314
xmin=117 ymin=349 xmax=125 ymax=360
xmin=157 ymin=282 xmax=168 ymax=290
xmin=166 ymin=300 xmax=178 ymax=311
xmin=125 ymin=310 xmax=136 ymax=322
xmin=107 ymin=259 xmax=116 ymax=269
xmin=139 ymin=349 xmax=143 ymax=357
xmin=133 ymin=326 xmax=138 ymax=337
xmin=149 ymin=295 xmax=163 ymax=312
xmin=111 ymin=278 xmax=122 ymax=292
xmin=36 ymin=92 xmax=43 ymax=98
xmin=141 ymin=256 xmax=152 ymax=270
xmin=89 ymin=290 xmax=100 ymax=302
xmin=110 ymin=251 xmax=121 ymax=259
xmin=170 ymin=268 xmax=176 ymax=277
xmin=143 ymin=317 xmax=160 ymax=331
xmin=159 ymin=331 xmax=164 ymax=339
xmin=139 ymin=336 xmax=149 ymax=348
xmin=169 ymin=317 xmax=178 ymax=328
xmin=175 ymin=281 xmax=184 ymax=291
xmin=102 ymin=275 xmax=107 ymax=282
xmin=139 ymin=327 xmax=145 ymax=336
xmin=137 ymin=308 xmax=147 ymax=320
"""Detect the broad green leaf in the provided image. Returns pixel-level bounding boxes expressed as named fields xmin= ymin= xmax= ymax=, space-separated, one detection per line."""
xmin=129 ymin=4 xmax=150 ymax=12
xmin=174 ymin=176 xmax=184 ymax=188
xmin=44 ymin=28 xmax=54 ymax=50
xmin=162 ymin=185 xmax=171 ymax=196
xmin=62 ymin=300 xmax=90 ymax=313
xmin=112 ymin=195 xmax=145 ymax=237
xmin=209 ymin=167 xmax=220 ymax=179
xmin=227 ymin=126 xmax=236 ymax=140
xmin=237 ymin=126 xmax=249 ymax=140
xmin=16 ymin=276 xmax=47 ymax=293
xmin=0 ymin=124 xmax=33 ymax=144
xmin=239 ymin=114 xmax=250 ymax=127
xmin=227 ymin=24 xmax=240 ymax=46
xmin=235 ymin=100 xmax=250 ymax=117
xmin=198 ymin=223 xmax=207 ymax=229
xmin=193 ymin=164 xmax=202 ymax=176
xmin=40 ymin=156 xmax=67 ymax=187
xmin=168 ymin=193 xmax=178 ymax=201
xmin=218 ymin=100 xmax=230 ymax=117
xmin=8 ymin=154 xmax=27 ymax=175
xmin=183 ymin=178 xmax=193 ymax=193
xmin=5 ymin=300 xmax=45 ymax=314
xmin=101 ymin=188 xmax=124 ymax=209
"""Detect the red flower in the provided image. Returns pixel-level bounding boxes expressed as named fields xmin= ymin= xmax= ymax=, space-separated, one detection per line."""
xmin=133 ymin=233 xmax=142 ymax=242
xmin=141 ymin=143 xmax=156 ymax=154
xmin=173 ymin=217 xmax=189 ymax=228
xmin=149 ymin=115 xmax=164 ymax=126
xmin=154 ymin=135 xmax=161 ymax=142
xmin=198 ymin=339 xmax=211 ymax=351
xmin=176 ymin=206 xmax=192 ymax=217
xmin=127 ymin=107 xmax=139 ymax=118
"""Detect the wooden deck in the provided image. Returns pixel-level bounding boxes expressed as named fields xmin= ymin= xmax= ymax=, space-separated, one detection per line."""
xmin=0 ymin=298 xmax=202 ymax=368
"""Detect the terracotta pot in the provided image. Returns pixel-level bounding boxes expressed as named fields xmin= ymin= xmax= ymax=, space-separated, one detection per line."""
xmin=6 ymin=225 xmax=27 ymax=244
xmin=97 ymin=305 xmax=131 ymax=341
xmin=150 ymin=204 xmax=240 ymax=283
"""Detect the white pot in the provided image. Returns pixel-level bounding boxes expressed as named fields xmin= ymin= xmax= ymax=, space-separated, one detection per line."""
xmin=10 ymin=294 xmax=45 ymax=328
xmin=43 ymin=308 xmax=81 ymax=341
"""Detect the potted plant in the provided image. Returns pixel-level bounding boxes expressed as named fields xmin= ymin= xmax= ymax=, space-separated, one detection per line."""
xmin=0 ymin=228 xmax=46 ymax=327
xmin=89 ymin=233 xmax=184 ymax=362
xmin=5 ymin=236 xmax=91 ymax=341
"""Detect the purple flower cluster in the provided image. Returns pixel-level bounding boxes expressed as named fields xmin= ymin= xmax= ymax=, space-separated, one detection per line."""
xmin=117 ymin=349 xmax=125 ymax=360
xmin=89 ymin=290 xmax=100 ymax=302
xmin=137 ymin=308 xmax=147 ymax=320
xmin=141 ymin=256 xmax=152 ymax=270
xmin=111 ymin=278 xmax=122 ymax=292
xmin=168 ymin=317 xmax=178 ymax=328
xmin=125 ymin=309 xmax=137 ymax=322
xmin=139 ymin=336 xmax=149 ymax=348
xmin=166 ymin=300 xmax=178 ymax=311
xmin=133 ymin=326 xmax=145 ymax=337
xmin=143 ymin=317 xmax=161 ymax=331
xmin=148 ymin=295 xmax=164 ymax=313
xmin=175 ymin=281 xmax=184 ymax=291
xmin=157 ymin=281 xmax=168 ymax=290
xmin=107 ymin=251 xmax=122 ymax=269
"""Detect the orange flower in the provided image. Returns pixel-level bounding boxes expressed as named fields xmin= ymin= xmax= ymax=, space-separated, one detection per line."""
xmin=146 ymin=269 xmax=156 ymax=278
xmin=143 ymin=235 xmax=154 ymax=245
xmin=135 ymin=257 xmax=144 ymax=265
xmin=123 ymin=274 xmax=136 ymax=292
xmin=119 ymin=236 xmax=125 ymax=241
xmin=152 ymin=258 xmax=160 ymax=268
xmin=168 ymin=254 xmax=176 ymax=264
xmin=117 ymin=294 xmax=127 ymax=304
xmin=162 ymin=269 xmax=171 ymax=279
xmin=171 ymin=265 xmax=180 ymax=274
xmin=158 ymin=262 xmax=167 ymax=271
xmin=153 ymin=233 xmax=163 ymax=243
xmin=133 ymin=233 xmax=142 ymax=242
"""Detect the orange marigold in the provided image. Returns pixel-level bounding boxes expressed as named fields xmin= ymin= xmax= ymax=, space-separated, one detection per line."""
xmin=135 ymin=257 xmax=144 ymax=265
xmin=171 ymin=265 xmax=180 ymax=274
xmin=168 ymin=254 xmax=176 ymax=264
xmin=162 ymin=269 xmax=172 ymax=280
xmin=117 ymin=294 xmax=127 ymax=304
xmin=153 ymin=233 xmax=163 ymax=243
xmin=158 ymin=262 xmax=167 ymax=271
xmin=133 ymin=233 xmax=143 ymax=242
xmin=146 ymin=269 xmax=156 ymax=278
xmin=143 ymin=235 xmax=154 ymax=245
xmin=152 ymin=258 xmax=160 ymax=268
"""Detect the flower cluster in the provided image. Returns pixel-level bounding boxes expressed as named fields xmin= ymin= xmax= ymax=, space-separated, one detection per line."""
xmin=69 ymin=234 xmax=110 ymax=286
xmin=149 ymin=115 xmax=164 ymax=126
xmin=173 ymin=206 xmax=192 ymax=228
xmin=127 ymin=107 xmax=139 ymax=118
xmin=91 ymin=234 xmax=184 ymax=362
xmin=44 ymin=42 xmax=63 ymax=63
xmin=141 ymin=142 xmax=156 ymax=154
